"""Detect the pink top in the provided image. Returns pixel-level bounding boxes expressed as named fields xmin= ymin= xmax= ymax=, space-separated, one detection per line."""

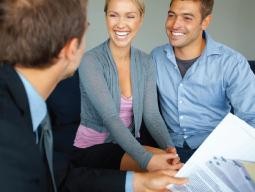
xmin=74 ymin=95 xmax=133 ymax=148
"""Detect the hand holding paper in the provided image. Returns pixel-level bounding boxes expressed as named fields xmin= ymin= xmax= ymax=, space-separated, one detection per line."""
xmin=168 ymin=113 xmax=255 ymax=192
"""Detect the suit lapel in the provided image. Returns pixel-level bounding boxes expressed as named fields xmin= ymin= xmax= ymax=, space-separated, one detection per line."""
xmin=0 ymin=63 xmax=33 ymax=128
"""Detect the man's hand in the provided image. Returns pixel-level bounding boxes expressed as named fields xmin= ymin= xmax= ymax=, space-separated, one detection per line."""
xmin=133 ymin=169 xmax=188 ymax=192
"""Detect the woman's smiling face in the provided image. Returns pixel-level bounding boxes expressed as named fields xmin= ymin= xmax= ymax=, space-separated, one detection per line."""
xmin=105 ymin=0 xmax=143 ymax=49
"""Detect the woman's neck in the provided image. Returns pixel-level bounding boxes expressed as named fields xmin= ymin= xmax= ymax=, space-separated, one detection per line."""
xmin=109 ymin=41 xmax=131 ymax=62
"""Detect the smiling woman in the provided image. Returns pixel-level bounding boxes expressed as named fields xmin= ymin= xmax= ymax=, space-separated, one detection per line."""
xmin=104 ymin=0 xmax=144 ymax=55
xmin=71 ymin=0 xmax=182 ymax=173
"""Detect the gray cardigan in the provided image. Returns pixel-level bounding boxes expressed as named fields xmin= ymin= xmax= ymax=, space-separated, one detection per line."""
xmin=78 ymin=40 xmax=173 ymax=169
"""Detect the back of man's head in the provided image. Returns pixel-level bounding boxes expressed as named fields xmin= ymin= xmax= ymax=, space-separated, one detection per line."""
xmin=0 ymin=0 xmax=88 ymax=68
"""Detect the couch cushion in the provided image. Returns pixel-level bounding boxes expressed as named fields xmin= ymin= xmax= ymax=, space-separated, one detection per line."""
xmin=248 ymin=60 xmax=255 ymax=74
xmin=47 ymin=70 xmax=81 ymax=127
xmin=47 ymin=70 xmax=81 ymax=186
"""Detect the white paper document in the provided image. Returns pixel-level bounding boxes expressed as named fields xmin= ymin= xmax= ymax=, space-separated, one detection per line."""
xmin=168 ymin=113 xmax=255 ymax=192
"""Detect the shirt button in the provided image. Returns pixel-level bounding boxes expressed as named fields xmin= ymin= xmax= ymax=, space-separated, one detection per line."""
xmin=180 ymin=83 xmax=183 ymax=87
xmin=183 ymin=128 xmax=186 ymax=131
xmin=179 ymin=100 xmax=183 ymax=104
xmin=184 ymin=135 xmax=188 ymax=139
xmin=180 ymin=116 xmax=184 ymax=120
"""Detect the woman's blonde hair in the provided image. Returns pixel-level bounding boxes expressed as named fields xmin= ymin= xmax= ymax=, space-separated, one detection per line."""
xmin=104 ymin=0 xmax=145 ymax=16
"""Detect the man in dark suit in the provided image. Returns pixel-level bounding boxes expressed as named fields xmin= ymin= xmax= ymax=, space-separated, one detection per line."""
xmin=0 ymin=0 xmax=87 ymax=191
xmin=0 ymin=0 xmax=186 ymax=191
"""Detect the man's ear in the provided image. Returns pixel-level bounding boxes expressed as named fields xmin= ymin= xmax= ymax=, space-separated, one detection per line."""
xmin=202 ymin=14 xmax=212 ymax=30
xmin=58 ymin=38 xmax=79 ymax=62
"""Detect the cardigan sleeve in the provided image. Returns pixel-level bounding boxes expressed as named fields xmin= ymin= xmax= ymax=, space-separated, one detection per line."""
xmin=142 ymin=55 xmax=174 ymax=148
xmin=78 ymin=52 xmax=152 ymax=169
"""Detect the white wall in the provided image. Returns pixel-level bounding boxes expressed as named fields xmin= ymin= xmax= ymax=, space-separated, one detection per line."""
xmin=208 ymin=0 xmax=255 ymax=60
xmin=86 ymin=0 xmax=255 ymax=60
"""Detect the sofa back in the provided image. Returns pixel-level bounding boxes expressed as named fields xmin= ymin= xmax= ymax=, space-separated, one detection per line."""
xmin=249 ymin=60 xmax=255 ymax=74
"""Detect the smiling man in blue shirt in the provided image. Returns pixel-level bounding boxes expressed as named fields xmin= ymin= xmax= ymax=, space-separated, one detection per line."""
xmin=0 ymin=0 xmax=188 ymax=191
xmin=151 ymin=0 xmax=255 ymax=163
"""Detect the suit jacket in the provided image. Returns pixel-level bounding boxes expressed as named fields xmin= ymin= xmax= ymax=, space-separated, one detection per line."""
xmin=0 ymin=63 xmax=48 ymax=192
xmin=0 ymin=64 xmax=126 ymax=192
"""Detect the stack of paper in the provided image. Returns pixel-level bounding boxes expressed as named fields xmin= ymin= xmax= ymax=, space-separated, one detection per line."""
xmin=168 ymin=113 xmax=255 ymax=192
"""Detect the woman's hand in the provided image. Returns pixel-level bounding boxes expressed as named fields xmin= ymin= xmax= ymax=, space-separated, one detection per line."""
xmin=166 ymin=147 xmax=182 ymax=166
xmin=146 ymin=153 xmax=183 ymax=172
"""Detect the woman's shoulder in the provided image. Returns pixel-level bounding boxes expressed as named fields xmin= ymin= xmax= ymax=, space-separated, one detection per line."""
xmin=132 ymin=47 xmax=152 ymax=65
xmin=132 ymin=47 xmax=149 ymax=58
xmin=85 ymin=41 xmax=107 ymax=57
xmin=131 ymin=47 xmax=155 ymax=76
xmin=81 ymin=41 xmax=109 ymax=66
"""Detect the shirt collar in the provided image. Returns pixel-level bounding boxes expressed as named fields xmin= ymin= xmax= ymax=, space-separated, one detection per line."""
xmin=163 ymin=31 xmax=222 ymax=62
xmin=203 ymin=31 xmax=222 ymax=57
xmin=17 ymin=72 xmax=47 ymax=132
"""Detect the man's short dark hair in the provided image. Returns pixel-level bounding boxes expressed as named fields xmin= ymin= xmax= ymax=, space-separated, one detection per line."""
xmin=170 ymin=0 xmax=214 ymax=20
xmin=0 ymin=0 xmax=88 ymax=67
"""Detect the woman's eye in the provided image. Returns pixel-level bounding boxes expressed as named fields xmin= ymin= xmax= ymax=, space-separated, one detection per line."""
xmin=168 ymin=12 xmax=175 ymax=18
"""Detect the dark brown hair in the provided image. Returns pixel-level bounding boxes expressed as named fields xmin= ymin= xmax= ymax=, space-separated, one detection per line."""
xmin=170 ymin=0 xmax=214 ymax=20
xmin=0 ymin=0 xmax=88 ymax=67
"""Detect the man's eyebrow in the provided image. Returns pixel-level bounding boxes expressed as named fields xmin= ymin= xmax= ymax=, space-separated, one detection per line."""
xmin=168 ymin=10 xmax=195 ymax=17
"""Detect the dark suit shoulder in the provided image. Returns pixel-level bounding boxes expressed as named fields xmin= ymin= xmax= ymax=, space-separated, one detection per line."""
xmin=0 ymin=64 xmax=48 ymax=192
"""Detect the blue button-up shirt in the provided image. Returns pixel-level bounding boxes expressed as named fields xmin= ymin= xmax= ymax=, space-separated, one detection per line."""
xmin=151 ymin=32 xmax=255 ymax=149
xmin=18 ymin=72 xmax=47 ymax=143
